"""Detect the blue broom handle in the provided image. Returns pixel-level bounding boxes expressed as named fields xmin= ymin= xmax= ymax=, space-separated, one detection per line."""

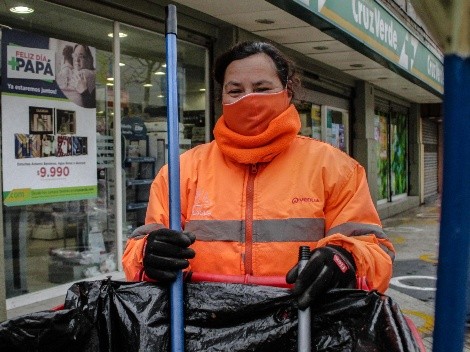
xmin=165 ymin=5 xmax=184 ymax=352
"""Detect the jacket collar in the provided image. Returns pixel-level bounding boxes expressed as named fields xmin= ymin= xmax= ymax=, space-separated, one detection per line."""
xmin=213 ymin=104 xmax=301 ymax=164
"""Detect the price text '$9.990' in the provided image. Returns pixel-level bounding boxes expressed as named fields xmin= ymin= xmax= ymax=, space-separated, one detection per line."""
xmin=37 ymin=166 xmax=70 ymax=178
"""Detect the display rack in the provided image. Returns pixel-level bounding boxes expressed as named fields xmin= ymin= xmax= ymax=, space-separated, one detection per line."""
xmin=123 ymin=138 xmax=156 ymax=231
xmin=125 ymin=155 xmax=155 ymax=210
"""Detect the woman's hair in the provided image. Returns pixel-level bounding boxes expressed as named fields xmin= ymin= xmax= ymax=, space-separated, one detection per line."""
xmin=73 ymin=44 xmax=95 ymax=70
xmin=214 ymin=41 xmax=300 ymax=98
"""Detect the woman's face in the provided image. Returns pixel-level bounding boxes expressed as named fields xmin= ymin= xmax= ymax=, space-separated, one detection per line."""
xmin=222 ymin=53 xmax=285 ymax=104
xmin=73 ymin=45 xmax=91 ymax=70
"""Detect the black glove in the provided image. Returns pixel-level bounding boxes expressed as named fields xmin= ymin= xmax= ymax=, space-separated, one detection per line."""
xmin=143 ymin=228 xmax=196 ymax=282
xmin=286 ymin=245 xmax=356 ymax=309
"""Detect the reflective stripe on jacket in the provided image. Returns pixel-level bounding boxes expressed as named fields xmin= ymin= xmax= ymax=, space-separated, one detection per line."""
xmin=122 ymin=135 xmax=395 ymax=292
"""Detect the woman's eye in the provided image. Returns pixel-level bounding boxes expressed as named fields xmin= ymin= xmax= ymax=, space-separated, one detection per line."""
xmin=254 ymin=87 xmax=271 ymax=93
xmin=227 ymin=90 xmax=242 ymax=96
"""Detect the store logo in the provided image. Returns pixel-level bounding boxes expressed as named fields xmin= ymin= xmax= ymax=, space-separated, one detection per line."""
xmin=7 ymin=45 xmax=55 ymax=80
xmin=191 ymin=188 xmax=212 ymax=217
xmin=352 ymin=0 xmax=398 ymax=51
xmin=398 ymin=33 xmax=418 ymax=71
xmin=292 ymin=197 xmax=320 ymax=204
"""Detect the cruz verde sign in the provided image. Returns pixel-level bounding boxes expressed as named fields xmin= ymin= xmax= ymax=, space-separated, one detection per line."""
xmin=291 ymin=0 xmax=444 ymax=94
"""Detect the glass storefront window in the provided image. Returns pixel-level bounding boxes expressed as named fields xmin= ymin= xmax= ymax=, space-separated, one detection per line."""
xmin=376 ymin=109 xmax=408 ymax=203
xmin=390 ymin=112 xmax=408 ymax=197
xmin=323 ymin=106 xmax=349 ymax=153
xmin=116 ymin=24 xmax=207 ymax=234
xmin=0 ymin=5 xmax=115 ymax=296
xmin=0 ymin=3 xmax=208 ymax=299
xmin=294 ymin=100 xmax=349 ymax=153
xmin=376 ymin=111 xmax=390 ymax=202
xmin=295 ymin=101 xmax=315 ymax=137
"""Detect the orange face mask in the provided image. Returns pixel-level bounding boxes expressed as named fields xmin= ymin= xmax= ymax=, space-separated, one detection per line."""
xmin=222 ymin=89 xmax=291 ymax=136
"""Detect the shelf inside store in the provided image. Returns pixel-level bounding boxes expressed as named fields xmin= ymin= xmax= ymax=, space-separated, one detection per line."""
xmin=126 ymin=202 xmax=149 ymax=211
xmin=125 ymin=156 xmax=156 ymax=164
xmin=126 ymin=178 xmax=153 ymax=186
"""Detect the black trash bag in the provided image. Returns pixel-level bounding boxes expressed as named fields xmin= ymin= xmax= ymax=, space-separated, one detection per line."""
xmin=310 ymin=289 xmax=422 ymax=351
xmin=0 ymin=279 xmax=422 ymax=352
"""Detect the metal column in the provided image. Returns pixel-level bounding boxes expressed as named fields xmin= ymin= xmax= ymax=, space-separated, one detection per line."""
xmin=431 ymin=1 xmax=470 ymax=350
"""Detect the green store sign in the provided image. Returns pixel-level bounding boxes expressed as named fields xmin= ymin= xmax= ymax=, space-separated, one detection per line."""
xmin=291 ymin=0 xmax=444 ymax=94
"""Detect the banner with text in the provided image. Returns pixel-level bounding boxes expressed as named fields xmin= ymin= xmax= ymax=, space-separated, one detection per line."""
xmin=292 ymin=0 xmax=444 ymax=94
xmin=1 ymin=29 xmax=97 ymax=206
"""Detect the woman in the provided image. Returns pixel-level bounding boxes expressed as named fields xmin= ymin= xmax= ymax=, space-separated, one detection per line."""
xmin=122 ymin=41 xmax=395 ymax=309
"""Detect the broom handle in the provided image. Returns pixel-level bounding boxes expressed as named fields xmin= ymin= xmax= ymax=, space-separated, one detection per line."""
xmin=165 ymin=5 xmax=184 ymax=352
xmin=298 ymin=246 xmax=311 ymax=352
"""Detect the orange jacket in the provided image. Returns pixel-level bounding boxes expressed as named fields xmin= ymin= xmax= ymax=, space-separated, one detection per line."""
xmin=122 ymin=107 xmax=395 ymax=292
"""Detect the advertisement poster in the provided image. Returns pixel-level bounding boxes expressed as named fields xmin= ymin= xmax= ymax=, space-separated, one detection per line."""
xmin=1 ymin=29 xmax=97 ymax=206
xmin=390 ymin=113 xmax=407 ymax=196
xmin=376 ymin=112 xmax=389 ymax=201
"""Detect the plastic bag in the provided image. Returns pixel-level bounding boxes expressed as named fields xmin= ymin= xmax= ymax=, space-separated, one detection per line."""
xmin=0 ymin=279 xmax=422 ymax=351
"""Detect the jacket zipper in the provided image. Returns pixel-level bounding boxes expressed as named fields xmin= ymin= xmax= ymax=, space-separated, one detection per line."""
xmin=245 ymin=163 xmax=258 ymax=275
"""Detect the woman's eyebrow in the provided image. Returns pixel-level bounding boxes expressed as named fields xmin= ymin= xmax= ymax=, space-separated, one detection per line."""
xmin=223 ymin=81 xmax=242 ymax=89
xmin=224 ymin=80 xmax=275 ymax=89
xmin=252 ymin=80 xmax=275 ymax=87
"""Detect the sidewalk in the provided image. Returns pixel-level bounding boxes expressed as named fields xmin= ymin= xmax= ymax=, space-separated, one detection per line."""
xmin=382 ymin=197 xmax=470 ymax=351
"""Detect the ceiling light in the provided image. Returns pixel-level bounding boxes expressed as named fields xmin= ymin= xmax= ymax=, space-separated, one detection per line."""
xmin=119 ymin=62 xmax=125 ymax=66
xmin=108 ymin=32 xmax=128 ymax=38
xmin=313 ymin=46 xmax=329 ymax=51
xmin=154 ymin=71 xmax=165 ymax=75
xmin=158 ymin=94 xmax=164 ymax=98
xmin=107 ymin=77 xmax=114 ymax=81
xmin=255 ymin=19 xmax=275 ymax=24
xmin=162 ymin=64 xmax=167 ymax=68
xmin=10 ymin=6 xmax=34 ymax=14
xmin=350 ymin=63 xmax=364 ymax=68
xmin=199 ymin=88 xmax=206 ymax=92
xmin=106 ymin=83 xmax=114 ymax=86
xmin=143 ymin=83 xmax=153 ymax=87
